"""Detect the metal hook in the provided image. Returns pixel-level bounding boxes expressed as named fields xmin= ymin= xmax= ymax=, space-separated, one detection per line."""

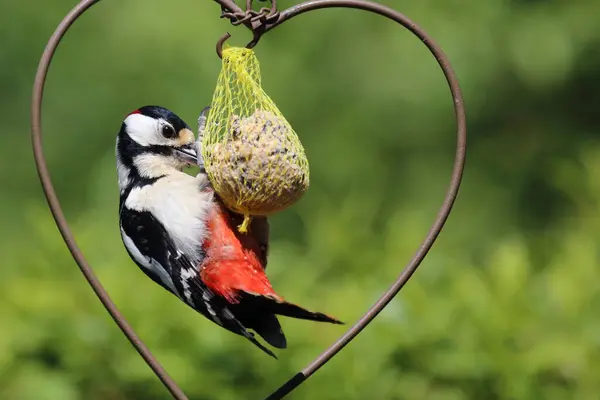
xmin=216 ymin=32 xmax=231 ymax=59
xmin=216 ymin=29 xmax=265 ymax=59
xmin=246 ymin=28 xmax=264 ymax=49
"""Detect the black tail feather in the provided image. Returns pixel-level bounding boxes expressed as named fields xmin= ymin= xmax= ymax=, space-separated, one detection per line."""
xmin=227 ymin=295 xmax=288 ymax=350
xmin=245 ymin=332 xmax=278 ymax=359
xmin=222 ymin=292 xmax=343 ymax=358
xmin=247 ymin=312 xmax=287 ymax=349
xmin=266 ymin=300 xmax=344 ymax=324
xmin=237 ymin=292 xmax=344 ymax=324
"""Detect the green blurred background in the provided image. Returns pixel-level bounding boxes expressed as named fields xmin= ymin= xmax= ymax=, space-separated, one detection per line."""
xmin=2 ymin=0 xmax=600 ymax=399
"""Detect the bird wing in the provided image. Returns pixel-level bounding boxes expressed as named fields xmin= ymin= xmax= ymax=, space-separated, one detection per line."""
xmin=120 ymin=207 xmax=277 ymax=358
xmin=249 ymin=215 xmax=270 ymax=267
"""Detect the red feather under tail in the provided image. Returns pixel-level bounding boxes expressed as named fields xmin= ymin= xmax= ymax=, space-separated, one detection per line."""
xmin=200 ymin=259 xmax=277 ymax=303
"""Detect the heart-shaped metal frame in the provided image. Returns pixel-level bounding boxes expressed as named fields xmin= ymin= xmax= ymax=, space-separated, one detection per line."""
xmin=30 ymin=1 xmax=466 ymax=399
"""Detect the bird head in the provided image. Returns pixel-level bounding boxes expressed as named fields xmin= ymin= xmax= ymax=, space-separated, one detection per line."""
xmin=116 ymin=106 xmax=197 ymax=190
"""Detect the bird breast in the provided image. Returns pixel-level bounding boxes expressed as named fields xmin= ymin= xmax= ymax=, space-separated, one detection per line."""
xmin=124 ymin=173 xmax=214 ymax=261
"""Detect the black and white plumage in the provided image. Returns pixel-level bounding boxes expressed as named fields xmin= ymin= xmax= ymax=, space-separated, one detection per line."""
xmin=116 ymin=106 xmax=342 ymax=358
xmin=116 ymin=106 xmax=279 ymax=356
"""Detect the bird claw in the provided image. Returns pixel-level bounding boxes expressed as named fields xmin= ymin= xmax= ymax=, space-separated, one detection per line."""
xmin=197 ymin=106 xmax=211 ymax=137
xmin=196 ymin=106 xmax=211 ymax=169
xmin=195 ymin=140 xmax=205 ymax=170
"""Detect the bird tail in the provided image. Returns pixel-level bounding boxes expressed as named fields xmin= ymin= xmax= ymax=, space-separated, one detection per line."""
xmin=245 ymin=292 xmax=343 ymax=324
xmin=241 ymin=329 xmax=279 ymax=359
xmin=228 ymin=291 xmax=343 ymax=350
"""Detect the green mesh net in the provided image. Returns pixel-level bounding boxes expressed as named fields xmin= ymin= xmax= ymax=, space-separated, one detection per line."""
xmin=201 ymin=46 xmax=310 ymax=233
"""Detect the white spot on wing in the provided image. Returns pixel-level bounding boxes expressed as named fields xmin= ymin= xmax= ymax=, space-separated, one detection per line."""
xmin=205 ymin=302 xmax=222 ymax=326
xmin=124 ymin=114 xmax=182 ymax=147
xmin=180 ymin=267 xmax=196 ymax=305
xmin=178 ymin=265 xmax=223 ymax=326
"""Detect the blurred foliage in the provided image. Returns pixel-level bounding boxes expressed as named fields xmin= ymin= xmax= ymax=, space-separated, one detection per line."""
xmin=1 ymin=0 xmax=600 ymax=399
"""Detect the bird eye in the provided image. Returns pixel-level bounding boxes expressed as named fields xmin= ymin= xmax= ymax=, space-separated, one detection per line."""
xmin=161 ymin=124 xmax=176 ymax=139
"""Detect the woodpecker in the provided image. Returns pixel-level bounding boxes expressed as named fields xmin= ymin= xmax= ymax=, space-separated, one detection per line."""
xmin=116 ymin=105 xmax=342 ymax=358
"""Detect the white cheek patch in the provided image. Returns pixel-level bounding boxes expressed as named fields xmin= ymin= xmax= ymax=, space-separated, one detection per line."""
xmin=124 ymin=114 xmax=160 ymax=146
xmin=124 ymin=114 xmax=192 ymax=148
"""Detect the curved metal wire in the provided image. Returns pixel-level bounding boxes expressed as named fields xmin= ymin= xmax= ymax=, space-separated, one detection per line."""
xmin=260 ymin=2 xmax=467 ymax=398
xmin=31 ymin=1 xmax=466 ymax=399
xmin=30 ymin=1 xmax=188 ymax=399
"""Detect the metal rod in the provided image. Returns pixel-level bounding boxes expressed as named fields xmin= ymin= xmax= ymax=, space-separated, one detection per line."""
xmin=30 ymin=0 xmax=188 ymax=399
xmin=214 ymin=0 xmax=244 ymax=15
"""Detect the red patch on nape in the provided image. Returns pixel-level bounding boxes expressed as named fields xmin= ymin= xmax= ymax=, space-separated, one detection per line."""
xmin=127 ymin=109 xmax=141 ymax=116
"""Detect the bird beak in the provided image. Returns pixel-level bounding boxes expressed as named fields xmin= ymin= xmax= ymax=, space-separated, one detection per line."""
xmin=175 ymin=143 xmax=198 ymax=165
